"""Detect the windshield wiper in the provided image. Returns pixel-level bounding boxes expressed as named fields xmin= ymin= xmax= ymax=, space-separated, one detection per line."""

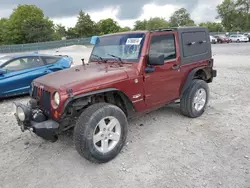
xmin=107 ymin=54 xmax=123 ymax=63
xmin=91 ymin=54 xmax=107 ymax=63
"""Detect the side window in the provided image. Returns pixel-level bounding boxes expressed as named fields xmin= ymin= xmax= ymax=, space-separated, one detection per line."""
xmin=43 ymin=56 xmax=62 ymax=64
xmin=3 ymin=56 xmax=44 ymax=71
xmin=3 ymin=59 xmax=23 ymax=71
xmin=149 ymin=34 xmax=176 ymax=61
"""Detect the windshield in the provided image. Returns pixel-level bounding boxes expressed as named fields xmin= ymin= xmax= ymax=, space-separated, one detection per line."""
xmin=0 ymin=56 xmax=12 ymax=67
xmin=89 ymin=33 xmax=146 ymax=63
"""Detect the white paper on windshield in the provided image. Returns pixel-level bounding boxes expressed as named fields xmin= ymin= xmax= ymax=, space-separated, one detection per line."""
xmin=126 ymin=38 xmax=142 ymax=45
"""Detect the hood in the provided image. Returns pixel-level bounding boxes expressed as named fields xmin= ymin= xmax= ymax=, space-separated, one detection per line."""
xmin=34 ymin=63 xmax=129 ymax=92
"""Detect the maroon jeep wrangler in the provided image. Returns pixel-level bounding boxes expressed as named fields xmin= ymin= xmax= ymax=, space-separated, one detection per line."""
xmin=13 ymin=27 xmax=217 ymax=163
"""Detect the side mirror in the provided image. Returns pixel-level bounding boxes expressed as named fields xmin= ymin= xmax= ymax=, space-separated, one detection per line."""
xmin=90 ymin=36 xmax=99 ymax=45
xmin=148 ymin=54 xmax=164 ymax=66
xmin=0 ymin=69 xmax=7 ymax=75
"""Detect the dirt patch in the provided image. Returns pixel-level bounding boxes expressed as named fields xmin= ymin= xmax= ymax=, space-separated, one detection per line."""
xmin=0 ymin=43 xmax=249 ymax=188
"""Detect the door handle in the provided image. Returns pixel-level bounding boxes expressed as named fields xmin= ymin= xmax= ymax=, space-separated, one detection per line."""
xmin=44 ymin=70 xmax=50 ymax=73
xmin=172 ymin=64 xmax=180 ymax=70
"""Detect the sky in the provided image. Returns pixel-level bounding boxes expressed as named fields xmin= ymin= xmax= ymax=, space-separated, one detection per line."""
xmin=0 ymin=0 xmax=223 ymax=28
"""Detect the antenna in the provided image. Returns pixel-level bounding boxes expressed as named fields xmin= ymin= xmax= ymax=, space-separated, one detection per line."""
xmin=81 ymin=58 xmax=86 ymax=70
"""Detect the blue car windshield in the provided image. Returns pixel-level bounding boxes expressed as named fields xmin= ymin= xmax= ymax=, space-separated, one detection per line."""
xmin=0 ymin=56 xmax=12 ymax=67
xmin=90 ymin=33 xmax=145 ymax=62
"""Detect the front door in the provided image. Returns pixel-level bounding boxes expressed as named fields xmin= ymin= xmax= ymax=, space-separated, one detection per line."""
xmin=143 ymin=32 xmax=183 ymax=108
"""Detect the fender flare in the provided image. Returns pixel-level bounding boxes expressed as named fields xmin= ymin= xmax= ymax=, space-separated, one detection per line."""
xmin=180 ymin=67 xmax=207 ymax=97
xmin=62 ymin=88 xmax=135 ymax=117
xmin=63 ymin=88 xmax=118 ymax=111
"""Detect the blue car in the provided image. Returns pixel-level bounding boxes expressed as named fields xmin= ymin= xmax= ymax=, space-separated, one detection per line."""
xmin=0 ymin=53 xmax=73 ymax=98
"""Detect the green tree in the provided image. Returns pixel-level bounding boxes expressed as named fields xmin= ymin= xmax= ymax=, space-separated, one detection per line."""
xmin=169 ymin=8 xmax=195 ymax=27
xmin=3 ymin=4 xmax=56 ymax=44
xmin=235 ymin=0 xmax=250 ymax=30
xmin=199 ymin=21 xmax=224 ymax=32
xmin=75 ymin=10 xmax=95 ymax=37
xmin=119 ymin=26 xmax=131 ymax=32
xmin=22 ymin=18 xmax=54 ymax=43
xmin=53 ymin=24 xmax=67 ymax=40
xmin=0 ymin=18 xmax=9 ymax=44
xmin=66 ymin=27 xmax=78 ymax=39
xmin=96 ymin=18 xmax=120 ymax=35
xmin=146 ymin=17 xmax=169 ymax=30
xmin=216 ymin=0 xmax=238 ymax=31
xmin=133 ymin=19 xmax=148 ymax=30
xmin=6 ymin=4 xmax=50 ymax=44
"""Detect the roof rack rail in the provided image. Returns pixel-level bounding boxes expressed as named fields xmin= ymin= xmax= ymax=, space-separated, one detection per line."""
xmin=150 ymin=28 xmax=177 ymax=32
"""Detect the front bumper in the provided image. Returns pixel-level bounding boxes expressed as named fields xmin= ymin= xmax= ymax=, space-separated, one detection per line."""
xmin=13 ymin=101 xmax=59 ymax=141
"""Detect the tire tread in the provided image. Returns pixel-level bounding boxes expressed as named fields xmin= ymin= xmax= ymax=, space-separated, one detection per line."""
xmin=73 ymin=102 xmax=127 ymax=163
xmin=180 ymin=79 xmax=209 ymax=118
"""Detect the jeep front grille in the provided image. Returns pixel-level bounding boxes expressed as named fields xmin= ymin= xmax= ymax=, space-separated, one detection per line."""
xmin=32 ymin=86 xmax=51 ymax=117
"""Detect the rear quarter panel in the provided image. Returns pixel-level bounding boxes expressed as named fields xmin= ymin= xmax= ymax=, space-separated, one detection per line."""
xmin=45 ymin=56 xmax=72 ymax=72
xmin=58 ymin=56 xmax=73 ymax=68
xmin=179 ymin=60 xmax=211 ymax=94
xmin=177 ymin=27 xmax=212 ymax=93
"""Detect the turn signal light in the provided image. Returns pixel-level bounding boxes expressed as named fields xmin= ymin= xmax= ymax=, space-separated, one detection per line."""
xmin=54 ymin=111 xmax=58 ymax=119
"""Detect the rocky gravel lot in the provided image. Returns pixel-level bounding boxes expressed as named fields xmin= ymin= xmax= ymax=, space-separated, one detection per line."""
xmin=0 ymin=43 xmax=250 ymax=188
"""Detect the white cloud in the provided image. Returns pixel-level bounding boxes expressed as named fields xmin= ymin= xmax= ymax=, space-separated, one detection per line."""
xmin=52 ymin=16 xmax=78 ymax=28
xmin=52 ymin=3 xmax=181 ymax=28
xmin=191 ymin=0 xmax=223 ymax=23
xmin=50 ymin=1 xmax=225 ymax=29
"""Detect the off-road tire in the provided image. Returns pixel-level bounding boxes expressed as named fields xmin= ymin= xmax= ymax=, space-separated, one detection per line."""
xmin=73 ymin=103 xmax=128 ymax=163
xmin=180 ymin=79 xmax=209 ymax=118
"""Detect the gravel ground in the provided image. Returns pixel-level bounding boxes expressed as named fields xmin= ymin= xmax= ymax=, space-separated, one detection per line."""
xmin=0 ymin=43 xmax=250 ymax=188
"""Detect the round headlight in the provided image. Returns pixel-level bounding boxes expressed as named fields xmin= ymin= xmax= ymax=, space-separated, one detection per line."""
xmin=54 ymin=92 xmax=60 ymax=106
xmin=17 ymin=106 xmax=25 ymax=121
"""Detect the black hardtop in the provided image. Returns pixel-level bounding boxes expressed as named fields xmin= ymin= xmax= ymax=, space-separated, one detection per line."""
xmin=151 ymin=26 xmax=209 ymax=33
xmin=150 ymin=26 xmax=211 ymax=65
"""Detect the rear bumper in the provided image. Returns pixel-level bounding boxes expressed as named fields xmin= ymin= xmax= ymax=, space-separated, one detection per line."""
xmin=207 ymin=68 xmax=217 ymax=83
xmin=13 ymin=101 xmax=59 ymax=141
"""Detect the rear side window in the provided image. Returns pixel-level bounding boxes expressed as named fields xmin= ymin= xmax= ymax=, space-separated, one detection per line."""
xmin=181 ymin=31 xmax=208 ymax=57
xmin=149 ymin=34 xmax=176 ymax=61
xmin=43 ymin=56 xmax=62 ymax=64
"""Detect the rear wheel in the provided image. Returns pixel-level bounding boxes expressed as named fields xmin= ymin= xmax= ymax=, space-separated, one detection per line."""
xmin=180 ymin=79 xmax=209 ymax=118
xmin=73 ymin=103 xmax=128 ymax=163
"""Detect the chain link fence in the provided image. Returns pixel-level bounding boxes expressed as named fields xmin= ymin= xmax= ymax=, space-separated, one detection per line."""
xmin=0 ymin=37 xmax=92 ymax=53
xmin=1 ymin=31 xmax=250 ymax=54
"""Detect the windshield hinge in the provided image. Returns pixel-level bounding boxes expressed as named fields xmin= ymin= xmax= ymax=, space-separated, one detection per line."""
xmin=66 ymin=88 xmax=73 ymax=98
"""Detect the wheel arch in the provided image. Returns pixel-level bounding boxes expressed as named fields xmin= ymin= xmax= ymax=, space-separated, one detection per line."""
xmin=63 ymin=88 xmax=136 ymax=118
xmin=180 ymin=67 xmax=210 ymax=97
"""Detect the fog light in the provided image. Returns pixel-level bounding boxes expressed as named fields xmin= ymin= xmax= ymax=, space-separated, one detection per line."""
xmin=17 ymin=106 xmax=26 ymax=121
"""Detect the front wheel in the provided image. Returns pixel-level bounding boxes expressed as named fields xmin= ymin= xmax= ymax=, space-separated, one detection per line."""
xmin=73 ymin=103 xmax=128 ymax=163
xmin=180 ymin=79 xmax=209 ymax=118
